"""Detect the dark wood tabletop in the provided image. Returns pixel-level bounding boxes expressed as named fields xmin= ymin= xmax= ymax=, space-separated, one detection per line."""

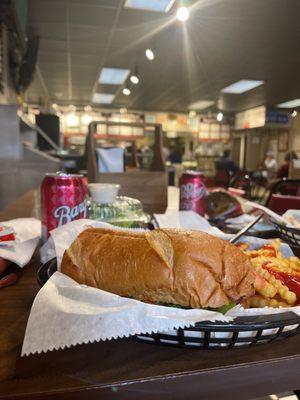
xmin=0 ymin=191 xmax=300 ymax=400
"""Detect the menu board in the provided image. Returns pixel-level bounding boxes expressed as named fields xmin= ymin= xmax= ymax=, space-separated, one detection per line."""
xmin=235 ymin=106 xmax=266 ymax=130
xmin=145 ymin=112 xmax=188 ymax=132
xmin=198 ymin=121 xmax=231 ymax=141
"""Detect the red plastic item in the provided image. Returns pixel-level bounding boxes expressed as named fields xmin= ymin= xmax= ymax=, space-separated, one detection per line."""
xmin=0 ymin=233 xmax=15 ymax=242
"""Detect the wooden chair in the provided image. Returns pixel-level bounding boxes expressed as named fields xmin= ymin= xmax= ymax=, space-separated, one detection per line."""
xmin=85 ymin=121 xmax=168 ymax=215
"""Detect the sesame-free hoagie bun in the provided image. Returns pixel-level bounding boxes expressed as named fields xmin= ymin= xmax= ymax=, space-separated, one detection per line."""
xmin=61 ymin=228 xmax=255 ymax=308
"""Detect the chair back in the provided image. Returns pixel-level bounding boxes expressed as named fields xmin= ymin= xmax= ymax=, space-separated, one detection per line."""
xmin=268 ymin=194 xmax=300 ymax=214
xmin=214 ymin=169 xmax=230 ymax=188
xmin=266 ymin=178 xmax=300 ymax=206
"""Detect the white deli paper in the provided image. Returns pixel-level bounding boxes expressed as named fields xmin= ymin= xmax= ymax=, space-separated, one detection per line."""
xmin=0 ymin=218 xmax=41 ymax=267
xmin=153 ymin=211 xmax=223 ymax=236
xmin=22 ymin=272 xmax=230 ymax=356
xmin=22 ymin=218 xmax=300 ymax=355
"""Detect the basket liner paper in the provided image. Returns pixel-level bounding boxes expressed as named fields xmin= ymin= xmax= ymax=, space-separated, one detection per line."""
xmin=22 ymin=219 xmax=300 ymax=355
xmin=21 ymin=272 xmax=230 ymax=356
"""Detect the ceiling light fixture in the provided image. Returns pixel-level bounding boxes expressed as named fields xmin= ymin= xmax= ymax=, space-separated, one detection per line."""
xmin=176 ymin=6 xmax=189 ymax=22
xmin=217 ymin=112 xmax=223 ymax=122
xmin=52 ymin=103 xmax=58 ymax=109
xmin=99 ymin=67 xmax=130 ymax=85
xmin=120 ymin=107 xmax=127 ymax=114
xmin=122 ymin=88 xmax=131 ymax=96
xmin=292 ymin=110 xmax=298 ymax=118
xmin=145 ymin=49 xmax=155 ymax=60
xmin=221 ymin=80 xmax=264 ymax=94
xmin=188 ymin=110 xmax=196 ymax=118
xmin=66 ymin=113 xmax=79 ymax=127
xmin=277 ymin=99 xmax=300 ymax=108
xmin=92 ymin=93 xmax=115 ymax=104
xmin=84 ymin=105 xmax=92 ymax=112
xmin=130 ymin=75 xmax=139 ymax=84
xmin=82 ymin=114 xmax=92 ymax=125
xmin=123 ymin=0 xmax=175 ymax=13
xmin=188 ymin=100 xmax=215 ymax=110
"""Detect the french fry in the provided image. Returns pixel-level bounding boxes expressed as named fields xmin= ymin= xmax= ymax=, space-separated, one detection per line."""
xmin=248 ymin=295 xmax=288 ymax=308
xmin=239 ymin=239 xmax=299 ymax=308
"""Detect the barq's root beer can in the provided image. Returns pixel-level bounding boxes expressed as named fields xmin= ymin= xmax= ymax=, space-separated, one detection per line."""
xmin=179 ymin=171 xmax=206 ymax=216
xmin=41 ymin=172 xmax=88 ymax=241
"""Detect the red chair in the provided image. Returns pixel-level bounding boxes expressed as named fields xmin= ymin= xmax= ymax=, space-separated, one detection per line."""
xmin=266 ymin=179 xmax=300 ymax=204
xmin=268 ymin=194 xmax=300 ymax=215
xmin=214 ymin=169 xmax=230 ymax=188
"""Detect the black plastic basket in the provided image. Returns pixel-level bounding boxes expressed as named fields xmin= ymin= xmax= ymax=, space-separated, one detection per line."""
xmin=271 ymin=219 xmax=300 ymax=248
xmin=38 ymin=260 xmax=300 ymax=349
xmin=134 ymin=312 xmax=300 ymax=349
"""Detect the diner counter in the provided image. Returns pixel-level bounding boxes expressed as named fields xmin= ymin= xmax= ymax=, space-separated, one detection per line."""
xmin=0 ymin=192 xmax=300 ymax=400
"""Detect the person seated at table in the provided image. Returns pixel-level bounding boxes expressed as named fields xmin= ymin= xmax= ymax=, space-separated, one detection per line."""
xmin=277 ymin=151 xmax=298 ymax=178
xmin=168 ymin=144 xmax=184 ymax=164
xmin=215 ymin=150 xmax=239 ymax=187
xmin=215 ymin=149 xmax=239 ymax=175
xmin=263 ymin=151 xmax=278 ymax=178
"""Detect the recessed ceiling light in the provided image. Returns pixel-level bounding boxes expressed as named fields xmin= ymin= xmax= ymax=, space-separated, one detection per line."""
xmin=145 ymin=49 xmax=155 ymax=60
xmin=124 ymin=0 xmax=175 ymax=13
xmin=99 ymin=67 xmax=130 ymax=85
xmin=221 ymin=80 xmax=264 ymax=94
xmin=92 ymin=93 xmax=115 ymax=104
xmin=52 ymin=103 xmax=58 ymax=109
xmin=176 ymin=6 xmax=189 ymax=22
xmin=217 ymin=112 xmax=223 ymax=122
xmin=130 ymin=75 xmax=139 ymax=84
xmin=277 ymin=99 xmax=300 ymax=108
xmin=122 ymin=88 xmax=131 ymax=96
xmin=188 ymin=100 xmax=215 ymax=110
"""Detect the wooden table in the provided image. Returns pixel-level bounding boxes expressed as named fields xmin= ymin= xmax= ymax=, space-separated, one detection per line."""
xmin=0 ymin=193 xmax=300 ymax=400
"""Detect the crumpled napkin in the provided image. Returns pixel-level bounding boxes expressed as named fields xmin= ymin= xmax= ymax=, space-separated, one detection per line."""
xmin=0 ymin=218 xmax=41 ymax=267
xmin=153 ymin=211 xmax=224 ymax=236
xmin=21 ymin=271 xmax=230 ymax=356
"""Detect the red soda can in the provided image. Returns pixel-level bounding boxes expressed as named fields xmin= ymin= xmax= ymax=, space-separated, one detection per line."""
xmin=41 ymin=172 xmax=88 ymax=241
xmin=179 ymin=171 xmax=206 ymax=215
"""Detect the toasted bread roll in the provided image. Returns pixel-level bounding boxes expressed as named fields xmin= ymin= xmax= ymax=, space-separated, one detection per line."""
xmin=61 ymin=228 xmax=255 ymax=308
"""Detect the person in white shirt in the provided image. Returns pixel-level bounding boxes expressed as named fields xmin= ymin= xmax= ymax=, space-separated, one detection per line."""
xmin=263 ymin=151 xmax=278 ymax=178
